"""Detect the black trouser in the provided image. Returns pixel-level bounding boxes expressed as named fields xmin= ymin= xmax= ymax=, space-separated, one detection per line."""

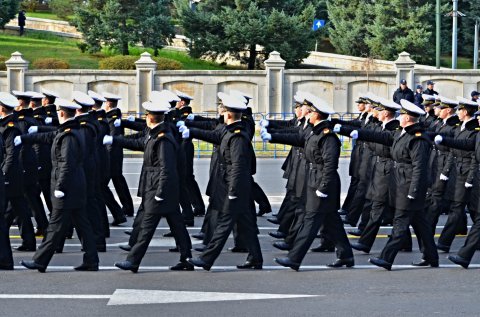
xmin=5 ymin=197 xmax=36 ymax=248
xmin=438 ymin=200 xmax=473 ymax=247
xmin=102 ymin=179 xmax=127 ymax=223
xmin=342 ymin=176 xmax=359 ymax=212
xmin=285 ymin=207 xmax=305 ymax=245
xmin=33 ymin=207 xmax=99 ymax=267
xmin=129 ymin=202 xmax=144 ymax=247
xmin=185 ymin=174 xmax=205 ymax=214
xmin=379 ymin=208 xmax=438 ymax=264
xmin=127 ymin=208 xmax=192 ymax=266
xmin=38 ymin=177 xmax=52 ymax=213
xmin=458 ymin=210 xmax=480 ymax=261
xmin=25 ymin=184 xmax=48 ymax=232
xmin=252 ymin=181 xmax=271 ymax=214
xmin=358 ymin=200 xmax=390 ymax=250
xmin=179 ymin=179 xmax=194 ymax=223
xmin=288 ymin=206 xmax=352 ymax=264
xmin=233 ymin=199 xmax=259 ymax=249
xmin=0 ymin=194 xmax=13 ymax=266
xmin=278 ymin=191 xmax=300 ymax=234
xmin=203 ymin=206 xmax=219 ymax=246
xmin=346 ymin=178 xmax=369 ymax=226
xmin=200 ymin=198 xmax=263 ymax=266
xmin=111 ymin=173 xmax=134 ymax=217
xmin=84 ymin=193 xmax=105 ymax=248
xmin=357 ymin=200 xmax=372 ymax=231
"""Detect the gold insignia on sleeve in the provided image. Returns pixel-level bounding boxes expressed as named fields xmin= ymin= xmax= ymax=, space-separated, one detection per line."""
xmin=80 ymin=122 xmax=87 ymax=125
xmin=18 ymin=116 xmax=24 ymax=119
xmin=7 ymin=122 xmax=14 ymax=127
xmin=415 ymin=132 xmax=422 ymax=137
xmin=183 ymin=112 xmax=189 ymax=116
xmin=157 ymin=132 xmax=165 ymax=138
xmin=65 ymin=128 xmax=71 ymax=132
xmin=475 ymin=127 xmax=480 ymax=131
xmin=323 ymin=128 xmax=330 ymax=134
xmin=112 ymin=115 xmax=117 ymax=119
xmin=234 ymin=129 xmax=241 ymax=133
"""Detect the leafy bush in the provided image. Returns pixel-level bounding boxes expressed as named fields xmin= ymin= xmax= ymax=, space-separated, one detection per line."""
xmin=32 ymin=58 xmax=70 ymax=69
xmin=99 ymin=55 xmax=182 ymax=70
xmin=0 ymin=55 xmax=7 ymax=71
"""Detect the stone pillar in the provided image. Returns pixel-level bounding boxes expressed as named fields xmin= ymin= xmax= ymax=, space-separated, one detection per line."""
xmin=394 ymin=51 xmax=416 ymax=90
xmin=135 ymin=52 xmax=157 ymax=111
xmin=264 ymin=51 xmax=286 ymax=113
xmin=5 ymin=52 xmax=29 ymax=92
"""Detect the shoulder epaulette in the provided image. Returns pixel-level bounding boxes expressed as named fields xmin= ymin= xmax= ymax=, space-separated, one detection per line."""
xmin=7 ymin=122 xmax=14 ymax=127
xmin=64 ymin=128 xmax=71 ymax=132
xmin=112 ymin=115 xmax=117 ymax=119
xmin=415 ymin=132 xmax=422 ymax=137
xmin=183 ymin=112 xmax=189 ymax=116
xmin=18 ymin=116 xmax=24 ymax=119
xmin=157 ymin=132 xmax=165 ymax=138
xmin=456 ymin=123 xmax=461 ymax=126
xmin=323 ymin=128 xmax=330 ymax=134
xmin=475 ymin=127 xmax=480 ymax=131
xmin=234 ymin=129 xmax=241 ymax=134
xmin=80 ymin=121 xmax=87 ymax=125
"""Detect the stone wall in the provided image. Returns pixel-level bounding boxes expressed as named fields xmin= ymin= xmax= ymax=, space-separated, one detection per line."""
xmin=6 ymin=17 xmax=81 ymax=38
xmin=1 ymin=51 xmax=479 ymax=114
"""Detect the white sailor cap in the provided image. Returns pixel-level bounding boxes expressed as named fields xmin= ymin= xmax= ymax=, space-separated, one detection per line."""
xmin=355 ymin=93 xmax=368 ymax=103
xmin=151 ymin=90 xmax=181 ymax=104
xmin=422 ymin=94 xmax=436 ymax=102
xmin=303 ymin=93 xmax=335 ymax=115
xmin=456 ymin=96 xmax=478 ymax=109
xmin=88 ymin=90 xmax=107 ymax=102
xmin=11 ymin=90 xmax=32 ymax=100
xmin=72 ymin=91 xmax=95 ymax=107
xmin=102 ymin=92 xmax=122 ymax=101
xmin=436 ymin=96 xmax=457 ymax=109
xmin=377 ymin=97 xmax=401 ymax=111
xmin=56 ymin=98 xmax=81 ymax=110
xmin=175 ymin=90 xmax=194 ymax=101
xmin=294 ymin=91 xmax=307 ymax=104
xmin=41 ymin=88 xmax=60 ymax=99
xmin=0 ymin=92 xmax=19 ymax=108
xmin=228 ymin=90 xmax=247 ymax=105
xmin=400 ymin=99 xmax=426 ymax=117
xmin=142 ymin=99 xmax=170 ymax=114
xmin=26 ymin=91 xmax=44 ymax=100
xmin=217 ymin=92 xmax=230 ymax=102
xmin=221 ymin=94 xmax=247 ymax=112
xmin=230 ymin=89 xmax=253 ymax=100
xmin=364 ymin=92 xmax=379 ymax=105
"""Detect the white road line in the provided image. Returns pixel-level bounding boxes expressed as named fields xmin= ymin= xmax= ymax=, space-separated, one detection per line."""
xmin=0 ymin=295 xmax=111 ymax=299
xmin=11 ymin=264 xmax=480 ymax=271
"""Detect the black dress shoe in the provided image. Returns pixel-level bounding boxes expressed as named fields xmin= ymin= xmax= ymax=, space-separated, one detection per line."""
xmin=74 ymin=263 xmax=99 ymax=271
xmin=351 ymin=242 xmax=370 ymax=254
xmin=124 ymin=230 xmax=132 ymax=236
xmin=170 ymin=261 xmax=194 ymax=271
xmin=326 ymin=257 xmax=355 ymax=268
xmin=97 ymin=245 xmax=107 ymax=252
xmin=311 ymin=245 xmax=335 ymax=252
xmin=237 ymin=261 xmax=263 ymax=269
xmin=267 ymin=217 xmax=279 ymax=225
xmin=411 ymin=259 xmax=439 ymax=267
xmin=20 ymin=260 xmax=46 ymax=273
xmin=187 ymin=257 xmax=211 ymax=271
xmin=256 ymin=209 xmax=272 ymax=217
xmin=111 ymin=218 xmax=127 ymax=226
xmin=228 ymin=246 xmax=248 ymax=253
xmin=437 ymin=243 xmax=450 ymax=253
xmin=448 ymin=255 xmax=470 ymax=269
xmin=192 ymin=232 xmax=205 ymax=240
xmin=274 ymin=257 xmax=300 ymax=271
xmin=193 ymin=210 xmax=205 ymax=217
xmin=15 ymin=245 xmax=36 ymax=252
xmin=369 ymin=257 xmax=392 ymax=271
xmin=273 ymin=241 xmax=291 ymax=251
xmin=194 ymin=246 xmax=206 ymax=252
xmin=163 ymin=231 xmax=174 ymax=237
xmin=0 ymin=263 xmax=14 ymax=270
xmin=114 ymin=261 xmax=139 ymax=273
xmin=118 ymin=245 xmax=131 ymax=252
xmin=169 ymin=247 xmax=179 ymax=253
xmin=268 ymin=231 xmax=286 ymax=239
xmin=347 ymin=229 xmax=363 ymax=236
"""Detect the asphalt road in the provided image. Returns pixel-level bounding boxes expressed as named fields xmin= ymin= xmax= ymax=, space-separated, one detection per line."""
xmin=2 ymin=158 xmax=480 ymax=316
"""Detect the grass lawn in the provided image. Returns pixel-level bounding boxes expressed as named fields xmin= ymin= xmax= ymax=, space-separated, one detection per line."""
xmin=0 ymin=31 xmax=231 ymax=70
xmin=440 ymin=56 xmax=473 ymax=69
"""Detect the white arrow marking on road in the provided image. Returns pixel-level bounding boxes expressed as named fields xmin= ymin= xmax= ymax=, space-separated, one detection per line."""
xmin=107 ymin=289 xmax=321 ymax=306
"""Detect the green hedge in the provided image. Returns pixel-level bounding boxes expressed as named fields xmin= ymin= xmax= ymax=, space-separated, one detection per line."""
xmin=0 ymin=56 xmax=6 ymax=71
xmin=99 ymin=55 xmax=182 ymax=70
xmin=32 ymin=58 xmax=70 ymax=69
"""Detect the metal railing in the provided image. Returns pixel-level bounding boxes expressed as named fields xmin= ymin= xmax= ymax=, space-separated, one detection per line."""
xmin=122 ymin=112 xmax=359 ymax=158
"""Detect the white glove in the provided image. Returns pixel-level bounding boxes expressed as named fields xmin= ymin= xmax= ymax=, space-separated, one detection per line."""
xmin=114 ymin=119 xmax=121 ymax=127
xmin=45 ymin=117 xmax=52 ymax=125
xmin=186 ymin=114 xmax=195 ymax=121
xmin=14 ymin=136 xmax=22 ymax=146
xmin=28 ymin=126 xmax=38 ymax=134
xmin=228 ymin=196 xmax=237 ymax=200
xmin=103 ymin=135 xmax=113 ymax=145
xmin=176 ymin=120 xmax=185 ymax=128
xmin=440 ymin=174 xmax=449 ymax=181
xmin=179 ymin=125 xmax=188 ymax=133
xmin=54 ymin=190 xmax=65 ymax=198
xmin=407 ymin=195 xmax=415 ymax=200
xmin=333 ymin=124 xmax=342 ymax=133
xmin=350 ymin=130 xmax=358 ymax=139
xmin=127 ymin=115 xmax=135 ymax=122
xmin=465 ymin=182 xmax=473 ymax=188
xmin=259 ymin=119 xmax=269 ymax=128
xmin=434 ymin=135 xmax=443 ymax=144
xmin=182 ymin=128 xmax=190 ymax=139
xmin=154 ymin=196 xmax=163 ymax=202
xmin=261 ymin=131 xmax=272 ymax=141
xmin=316 ymin=190 xmax=328 ymax=198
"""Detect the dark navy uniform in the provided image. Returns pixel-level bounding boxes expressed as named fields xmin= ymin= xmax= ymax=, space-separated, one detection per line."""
xmin=0 ymin=133 xmax=13 ymax=269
